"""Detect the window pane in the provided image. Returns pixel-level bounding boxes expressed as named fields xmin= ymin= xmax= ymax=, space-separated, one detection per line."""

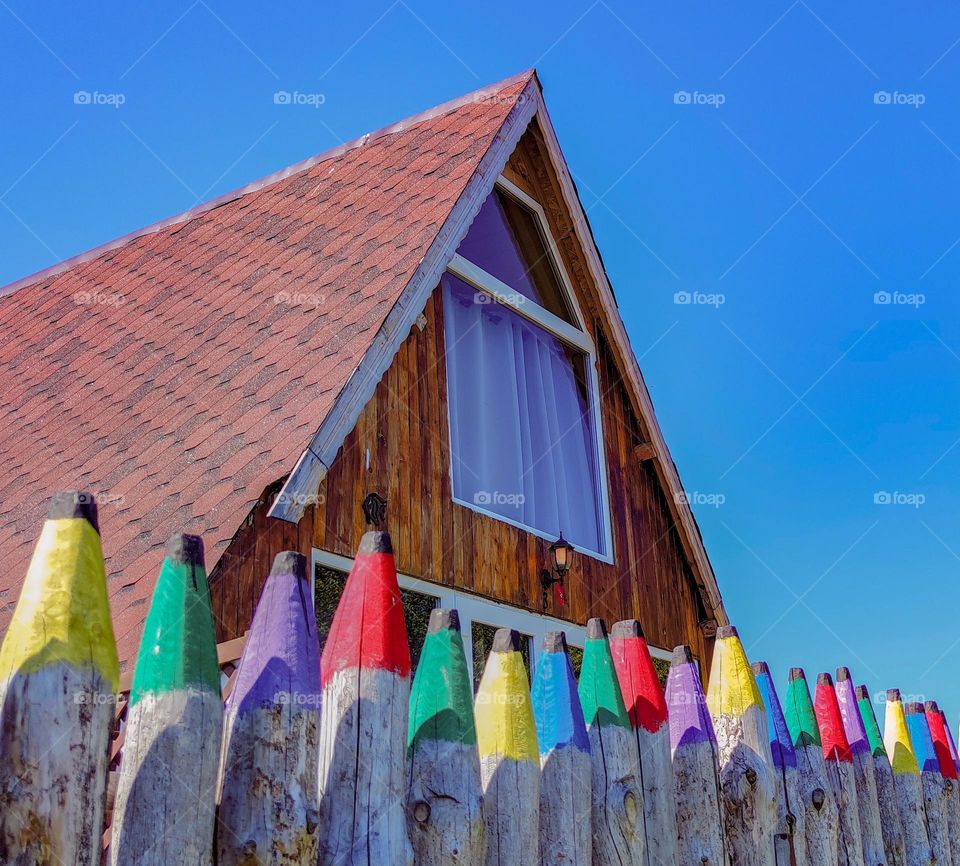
xmin=313 ymin=564 xmax=436 ymax=675
xmin=471 ymin=621 xmax=531 ymax=692
xmin=443 ymin=272 xmax=605 ymax=555
xmin=456 ymin=188 xmax=574 ymax=323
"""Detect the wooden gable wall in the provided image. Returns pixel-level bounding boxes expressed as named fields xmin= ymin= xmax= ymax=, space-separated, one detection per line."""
xmin=208 ymin=121 xmax=717 ymax=668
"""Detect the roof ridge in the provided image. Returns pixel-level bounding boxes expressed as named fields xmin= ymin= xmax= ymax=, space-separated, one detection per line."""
xmin=0 ymin=69 xmax=536 ymax=300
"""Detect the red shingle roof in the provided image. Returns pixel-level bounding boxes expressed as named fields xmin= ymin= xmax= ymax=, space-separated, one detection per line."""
xmin=0 ymin=71 xmax=533 ymax=665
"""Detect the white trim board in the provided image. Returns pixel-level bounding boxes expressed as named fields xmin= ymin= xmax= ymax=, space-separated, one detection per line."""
xmin=312 ymin=547 xmax=669 ymax=685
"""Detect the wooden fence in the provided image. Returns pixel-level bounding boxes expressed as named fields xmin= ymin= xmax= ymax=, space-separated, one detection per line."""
xmin=0 ymin=490 xmax=957 ymax=866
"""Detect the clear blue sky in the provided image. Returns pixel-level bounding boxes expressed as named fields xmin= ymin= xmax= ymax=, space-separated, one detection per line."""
xmin=4 ymin=2 xmax=959 ymax=723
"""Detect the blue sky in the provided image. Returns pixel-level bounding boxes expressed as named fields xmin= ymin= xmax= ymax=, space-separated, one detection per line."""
xmin=4 ymin=2 xmax=960 ymax=722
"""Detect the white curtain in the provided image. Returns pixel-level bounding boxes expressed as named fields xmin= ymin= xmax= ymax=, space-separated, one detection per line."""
xmin=443 ymin=273 xmax=603 ymax=554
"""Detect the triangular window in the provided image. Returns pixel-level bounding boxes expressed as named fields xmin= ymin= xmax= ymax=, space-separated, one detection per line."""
xmin=456 ymin=187 xmax=575 ymax=324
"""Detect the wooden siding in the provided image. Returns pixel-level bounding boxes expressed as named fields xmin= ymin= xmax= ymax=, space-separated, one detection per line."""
xmin=208 ymin=124 xmax=716 ymax=669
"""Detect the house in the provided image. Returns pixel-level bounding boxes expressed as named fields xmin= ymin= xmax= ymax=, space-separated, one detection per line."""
xmin=0 ymin=70 xmax=726 ymax=681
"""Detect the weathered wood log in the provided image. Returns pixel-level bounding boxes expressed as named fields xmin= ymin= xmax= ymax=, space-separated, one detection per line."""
xmin=531 ymin=630 xmax=591 ymax=866
xmin=783 ymin=668 xmax=840 ymax=866
xmin=706 ymin=625 xmax=778 ymax=866
xmin=474 ymin=628 xmax=540 ymax=866
xmin=665 ymin=645 xmax=725 ymax=866
xmin=218 ymin=551 xmax=321 ymax=866
xmin=857 ymin=685 xmax=905 ymax=866
xmin=318 ymin=531 xmax=413 ymax=866
xmin=111 ymin=534 xmax=222 ymax=866
xmin=815 ymin=673 xmax=866 ymax=866
xmin=579 ymin=618 xmax=645 ymax=866
xmin=905 ymin=702 xmax=952 ymax=866
xmin=883 ymin=689 xmax=933 ymax=866
xmin=834 ymin=668 xmax=885 ymax=866
xmin=0 ymin=491 xmax=119 ymax=866
xmin=754 ymin=662 xmax=806 ymax=866
xmin=612 ymin=619 xmax=678 ymax=866
xmin=926 ymin=702 xmax=960 ymax=866
xmin=407 ymin=609 xmax=484 ymax=866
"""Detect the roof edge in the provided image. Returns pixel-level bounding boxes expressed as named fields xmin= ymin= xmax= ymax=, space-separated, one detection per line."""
xmin=0 ymin=69 xmax=537 ymax=301
xmin=268 ymin=75 xmax=541 ymax=522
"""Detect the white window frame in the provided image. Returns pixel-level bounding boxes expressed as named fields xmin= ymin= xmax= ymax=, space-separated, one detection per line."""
xmin=312 ymin=548 xmax=670 ymax=686
xmin=444 ymin=175 xmax=615 ymax=563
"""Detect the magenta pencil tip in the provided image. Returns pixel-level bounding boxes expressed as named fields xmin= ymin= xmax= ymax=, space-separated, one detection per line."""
xmin=611 ymin=619 xmax=644 ymax=640
xmin=817 ymin=672 xmax=833 ymax=687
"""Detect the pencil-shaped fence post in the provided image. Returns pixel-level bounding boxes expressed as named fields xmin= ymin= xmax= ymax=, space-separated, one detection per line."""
xmin=706 ymin=626 xmax=778 ymax=866
xmin=884 ymin=689 xmax=933 ymax=866
xmin=905 ymin=703 xmax=952 ymax=866
xmin=754 ymin=662 xmax=806 ymax=866
xmin=835 ymin=668 xmax=885 ymax=866
xmin=0 ymin=492 xmax=119 ymax=866
xmin=857 ymin=685 xmax=905 ymax=866
xmin=926 ymin=702 xmax=960 ymax=866
xmin=218 ymin=551 xmax=321 ymax=866
xmin=111 ymin=534 xmax=222 ymax=866
xmin=531 ymin=631 xmax=591 ymax=866
xmin=318 ymin=531 xmax=413 ymax=866
xmin=474 ymin=628 xmax=540 ymax=866
xmin=815 ymin=673 xmax=865 ymax=866
xmin=579 ymin=618 xmax=645 ymax=866
xmin=665 ymin=645 xmax=725 ymax=866
xmin=783 ymin=668 xmax=839 ymax=866
xmin=611 ymin=619 xmax=678 ymax=866
xmin=407 ymin=609 xmax=484 ymax=866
